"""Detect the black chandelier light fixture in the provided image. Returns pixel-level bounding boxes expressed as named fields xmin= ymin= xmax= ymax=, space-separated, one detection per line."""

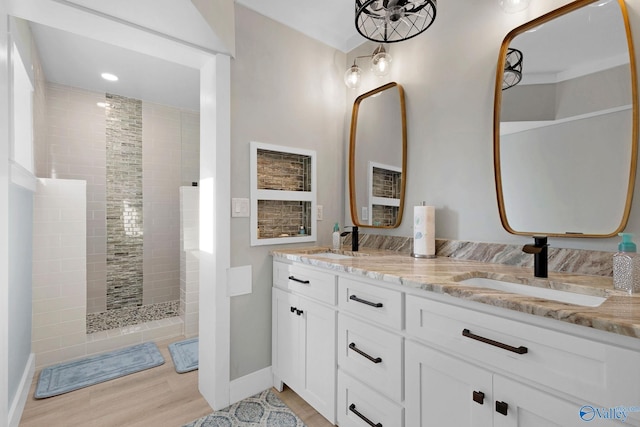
xmin=502 ymin=48 xmax=523 ymax=90
xmin=355 ymin=0 xmax=437 ymax=44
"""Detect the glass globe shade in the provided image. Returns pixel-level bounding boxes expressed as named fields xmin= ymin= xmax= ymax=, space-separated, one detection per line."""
xmin=371 ymin=51 xmax=392 ymax=77
xmin=344 ymin=65 xmax=362 ymax=89
xmin=499 ymin=0 xmax=531 ymax=13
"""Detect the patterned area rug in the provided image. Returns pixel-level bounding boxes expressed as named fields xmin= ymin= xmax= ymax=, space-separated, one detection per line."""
xmin=35 ymin=342 xmax=164 ymax=398
xmin=168 ymin=337 xmax=199 ymax=373
xmin=183 ymin=389 xmax=306 ymax=427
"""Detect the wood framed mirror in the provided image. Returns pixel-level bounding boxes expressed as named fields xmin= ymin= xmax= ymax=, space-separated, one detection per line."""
xmin=349 ymin=82 xmax=407 ymax=228
xmin=493 ymin=0 xmax=638 ymax=238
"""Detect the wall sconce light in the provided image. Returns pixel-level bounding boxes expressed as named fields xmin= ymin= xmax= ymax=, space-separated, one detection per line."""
xmin=499 ymin=0 xmax=531 ymax=13
xmin=502 ymin=48 xmax=523 ymax=90
xmin=344 ymin=44 xmax=393 ymax=89
xmin=356 ymin=0 xmax=437 ymax=43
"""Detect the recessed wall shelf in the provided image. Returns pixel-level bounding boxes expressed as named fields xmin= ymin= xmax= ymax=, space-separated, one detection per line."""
xmin=250 ymin=141 xmax=317 ymax=246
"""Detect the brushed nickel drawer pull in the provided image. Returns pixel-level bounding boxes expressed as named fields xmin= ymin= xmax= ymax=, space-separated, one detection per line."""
xmin=288 ymin=275 xmax=310 ymax=284
xmin=349 ymin=294 xmax=383 ymax=308
xmin=349 ymin=342 xmax=382 ymax=364
xmin=462 ymin=329 xmax=528 ymax=354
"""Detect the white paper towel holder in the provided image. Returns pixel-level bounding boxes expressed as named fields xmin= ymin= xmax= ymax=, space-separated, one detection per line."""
xmin=411 ymin=201 xmax=436 ymax=259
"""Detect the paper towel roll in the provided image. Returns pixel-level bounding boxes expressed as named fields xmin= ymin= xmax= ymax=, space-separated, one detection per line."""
xmin=412 ymin=204 xmax=435 ymax=258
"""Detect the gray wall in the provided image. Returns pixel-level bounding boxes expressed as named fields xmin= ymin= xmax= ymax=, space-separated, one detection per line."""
xmin=229 ymin=5 xmax=346 ymax=380
xmin=8 ymin=183 xmax=32 ymax=404
xmin=345 ymin=0 xmax=640 ymax=252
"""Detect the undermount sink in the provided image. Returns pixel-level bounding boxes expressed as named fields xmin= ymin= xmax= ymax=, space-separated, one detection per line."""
xmin=456 ymin=277 xmax=607 ymax=307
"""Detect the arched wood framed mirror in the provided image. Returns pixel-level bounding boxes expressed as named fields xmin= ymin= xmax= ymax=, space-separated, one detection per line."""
xmin=349 ymin=82 xmax=407 ymax=228
xmin=493 ymin=0 xmax=638 ymax=238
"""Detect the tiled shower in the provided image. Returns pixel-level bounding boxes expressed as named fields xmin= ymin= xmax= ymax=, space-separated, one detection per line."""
xmin=32 ymin=81 xmax=199 ymax=365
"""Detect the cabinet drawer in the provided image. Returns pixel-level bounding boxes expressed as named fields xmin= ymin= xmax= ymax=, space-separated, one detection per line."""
xmin=273 ymin=260 xmax=291 ymax=290
xmin=338 ymin=313 xmax=403 ymax=402
xmin=406 ymin=295 xmax=640 ymax=409
xmin=287 ymin=264 xmax=337 ymax=305
xmin=338 ymin=277 xmax=403 ymax=330
xmin=337 ymin=370 xmax=404 ymax=427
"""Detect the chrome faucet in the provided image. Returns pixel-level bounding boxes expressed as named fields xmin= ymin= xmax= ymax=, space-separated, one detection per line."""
xmin=340 ymin=226 xmax=359 ymax=252
xmin=522 ymin=235 xmax=548 ymax=278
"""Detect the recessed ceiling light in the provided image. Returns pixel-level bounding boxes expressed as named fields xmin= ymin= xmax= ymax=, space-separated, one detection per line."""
xmin=96 ymin=102 xmax=111 ymax=108
xmin=101 ymin=72 xmax=118 ymax=82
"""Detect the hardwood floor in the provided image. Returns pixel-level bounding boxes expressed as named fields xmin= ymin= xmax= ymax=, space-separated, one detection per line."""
xmin=19 ymin=336 xmax=334 ymax=427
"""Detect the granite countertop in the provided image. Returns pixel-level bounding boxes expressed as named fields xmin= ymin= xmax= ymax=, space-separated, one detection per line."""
xmin=272 ymin=246 xmax=640 ymax=339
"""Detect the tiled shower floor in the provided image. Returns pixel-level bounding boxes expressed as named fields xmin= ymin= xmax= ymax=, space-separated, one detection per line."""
xmin=86 ymin=301 xmax=180 ymax=334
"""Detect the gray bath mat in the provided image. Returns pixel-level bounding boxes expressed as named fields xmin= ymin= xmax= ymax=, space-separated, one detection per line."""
xmin=35 ymin=341 xmax=164 ymax=398
xmin=183 ymin=388 xmax=306 ymax=426
xmin=168 ymin=337 xmax=199 ymax=373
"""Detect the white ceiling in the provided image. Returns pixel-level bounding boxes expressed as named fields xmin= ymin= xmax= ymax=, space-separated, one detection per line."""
xmin=235 ymin=0 xmax=363 ymax=53
xmin=28 ymin=1 xmax=362 ymax=111
xmin=26 ymin=1 xmax=627 ymax=110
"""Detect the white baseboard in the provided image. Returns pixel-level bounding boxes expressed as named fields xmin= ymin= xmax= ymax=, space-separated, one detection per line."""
xmin=229 ymin=366 xmax=272 ymax=404
xmin=9 ymin=353 xmax=35 ymax=427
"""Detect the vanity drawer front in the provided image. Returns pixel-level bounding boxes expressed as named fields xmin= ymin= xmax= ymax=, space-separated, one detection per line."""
xmin=273 ymin=260 xmax=291 ymax=290
xmin=406 ymin=295 xmax=640 ymax=406
xmin=337 ymin=370 xmax=404 ymax=427
xmin=288 ymin=264 xmax=336 ymax=305
xmin=338 ymin=277 xmax=403 ymax=330
xmin=338 ymin=313 xmax=403 ymax=402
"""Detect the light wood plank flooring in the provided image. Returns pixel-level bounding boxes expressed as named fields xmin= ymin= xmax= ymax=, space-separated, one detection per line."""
xmin=20 ymin=337 xmax=333 ymax=427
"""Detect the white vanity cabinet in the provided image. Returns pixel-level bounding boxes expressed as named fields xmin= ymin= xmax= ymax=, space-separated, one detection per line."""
xmin=272 ymin=257 xmax=640 ymax=427
xmin=272 ymin=261 xmax=337 ymax=424
xmin=405 ymin=341 xmax=583 ymax=426
xmin=336 ymin=276 xmax=405 ymax=427
xmin=405 ymin=294 xmax=640 ymax=427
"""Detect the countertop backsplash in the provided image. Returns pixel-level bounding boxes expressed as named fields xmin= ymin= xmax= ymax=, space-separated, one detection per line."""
xmin=341 ymin=233 xmax=614 ymax=277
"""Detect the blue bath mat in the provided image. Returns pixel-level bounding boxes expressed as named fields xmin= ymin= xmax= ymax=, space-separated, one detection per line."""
xmin=168 ymin=337 xmax=199 ymax=373
xmin=34 ymin=342 xmax=164 ymax=398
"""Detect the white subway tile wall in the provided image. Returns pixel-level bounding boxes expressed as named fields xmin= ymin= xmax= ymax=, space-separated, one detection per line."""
xmin=180 ymin=187 xmax=199 ymax=337
xmin=40 ymin=82 xmax=107 ymax=313
xmin=32 ymin=179 xmax=88 ymax=367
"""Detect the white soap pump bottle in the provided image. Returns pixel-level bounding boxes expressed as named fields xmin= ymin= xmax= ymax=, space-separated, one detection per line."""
xmin=613 ymin=232 xmax=640 ymax=294
xmin=332 ymin=223 xmax=341 ymax=250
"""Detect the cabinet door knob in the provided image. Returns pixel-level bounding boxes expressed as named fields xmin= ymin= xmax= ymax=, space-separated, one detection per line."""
xmin=295 ymin=309 xmax=304 ymax=316
xmin=496 ymin=400 xmax=509 ymax=416
xmin=472 ymin=390 xmax=485 ymax=405
xmin=290 ymin=306 xmax=296 ymax=313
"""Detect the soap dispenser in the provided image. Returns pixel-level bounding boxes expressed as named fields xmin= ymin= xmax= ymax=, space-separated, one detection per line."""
xmin=332 ymin=223 xmax=341 ymax=250
xmin=613 ymin=233 xmax=640 ymax=294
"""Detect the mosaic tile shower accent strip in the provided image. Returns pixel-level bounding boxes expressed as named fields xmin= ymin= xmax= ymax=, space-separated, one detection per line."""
xmin=106 ymin=93 xmax=144 ymax=310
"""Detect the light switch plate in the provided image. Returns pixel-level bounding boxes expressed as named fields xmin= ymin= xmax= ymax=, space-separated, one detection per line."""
xmin=231 ymin=198 xmax=250 ymax=217
xmin=362 ymin=206 xmax=368 ymax=221
xmin=317 ymin=205 xmax=323 ymax=221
